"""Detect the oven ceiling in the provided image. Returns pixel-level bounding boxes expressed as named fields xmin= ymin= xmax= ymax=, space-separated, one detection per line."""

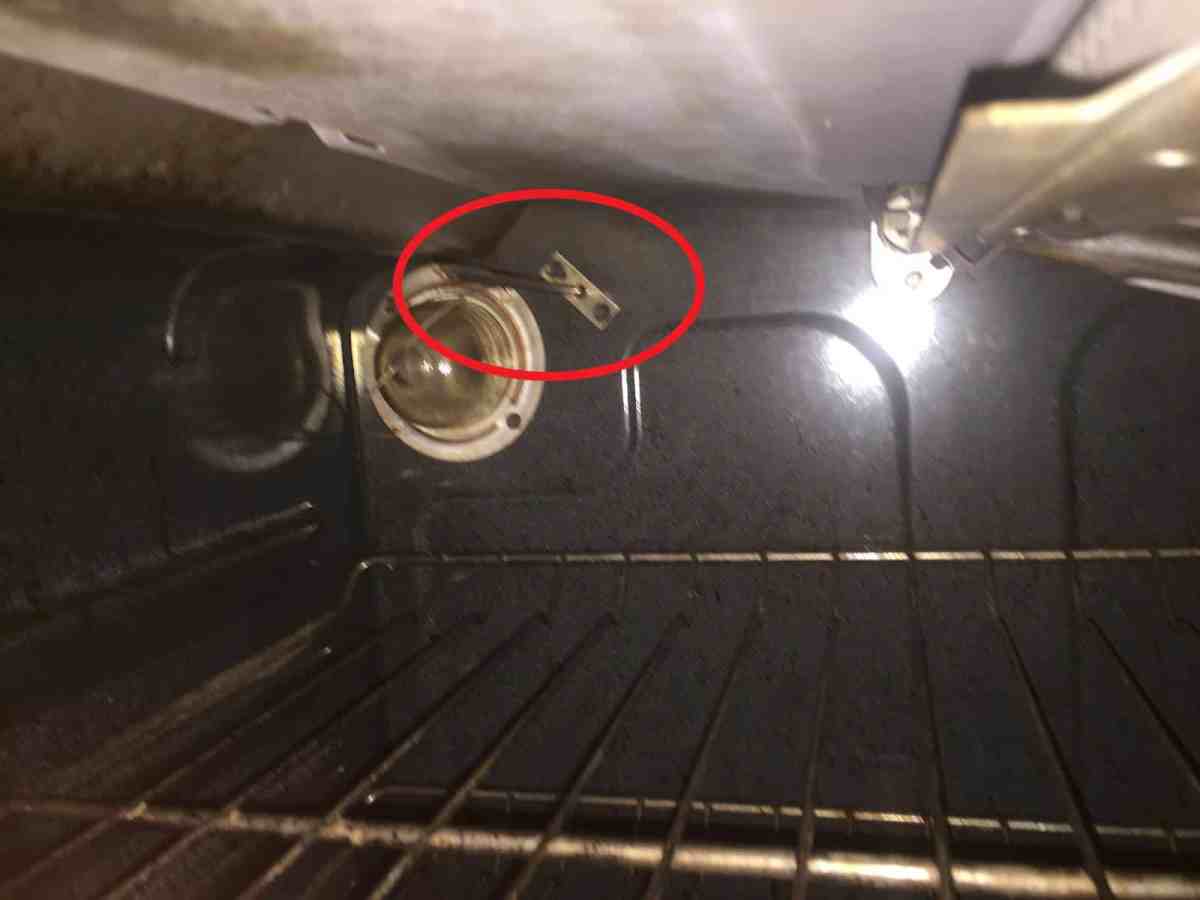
xmin=0 ymin=0 xmax=1085 ymax=196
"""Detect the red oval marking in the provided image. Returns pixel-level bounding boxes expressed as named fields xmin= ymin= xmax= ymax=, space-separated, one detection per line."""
xmin=392 ymin=189 xmax=704 ymax=381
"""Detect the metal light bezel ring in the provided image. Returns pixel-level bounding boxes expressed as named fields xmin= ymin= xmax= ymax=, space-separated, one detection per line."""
xmin=363 ymin=264 xmax=544 ymax=462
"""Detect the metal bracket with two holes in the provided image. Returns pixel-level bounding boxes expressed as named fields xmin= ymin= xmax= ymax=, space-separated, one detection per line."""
xmin=539 ymin=252 xmax=621 ymax=330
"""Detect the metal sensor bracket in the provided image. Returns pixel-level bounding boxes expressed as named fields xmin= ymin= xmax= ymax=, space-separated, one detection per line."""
xmin=539 ymin=252 xmax=621 ymax=330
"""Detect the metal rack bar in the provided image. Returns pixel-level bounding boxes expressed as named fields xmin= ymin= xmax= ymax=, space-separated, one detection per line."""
xmin=0 ymin=559 xmax=403 ymax=898
xmin=792 ymin=613 xmax=841 ymax=900
xmin=642 ymin=603 xmax=762 ymax=900
xmin=350 ymin=783 xmax=1200 ymax=844
xmin=1088 ymin=618 xmax=1200 ymax=794
xmin=502 ymin=614 xmax=688 ymax=900
xmin=296 ymin=847 xmax=353 ymax=900
xmin=235 ymin=612 xmax=547 ymax=900
xmin=989 ymin=587 xmax=1116 ymax=900
xmin=384 ymin=547 xmax=1200 ymax=567
xmin=15 ymin=798 xmax=1200 ymax=898
xmin=910 ymin=566 xmax=958 ymax=900
xmin=98 ymin=612 xmax=484 ymax=900
xmin=363 ymin=614 xmax=616 ymax=899
xmin=1066 ymin=560 xmax=1086 ymax=845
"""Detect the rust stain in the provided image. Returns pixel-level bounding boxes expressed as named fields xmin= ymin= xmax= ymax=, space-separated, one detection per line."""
xmin=1 ymin=0 xmax=351 ymax=74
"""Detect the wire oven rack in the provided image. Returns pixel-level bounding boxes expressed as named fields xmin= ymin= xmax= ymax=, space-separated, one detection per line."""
xmin=6 ymin=269 xmax=1200 ymax=899
xmin=4 ymin=545 xmax=1200 ymax=900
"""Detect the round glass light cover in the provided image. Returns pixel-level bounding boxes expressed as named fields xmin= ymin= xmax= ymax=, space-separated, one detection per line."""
xmin=374 ymin=301 xmax=515 ymax=430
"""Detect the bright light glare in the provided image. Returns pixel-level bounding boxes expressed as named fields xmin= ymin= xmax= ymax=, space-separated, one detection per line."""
xmin=824 ymin=286 xmax=935 ymax=391
xmin=1148 ymin=148 xmax=1196 ymax=169
xmin=436 ymin=359 xmax=453 ymax=376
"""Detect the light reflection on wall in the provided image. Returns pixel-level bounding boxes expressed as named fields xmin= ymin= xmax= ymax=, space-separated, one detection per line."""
xmin=823 ymin=286 xmax=935 ymax=392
